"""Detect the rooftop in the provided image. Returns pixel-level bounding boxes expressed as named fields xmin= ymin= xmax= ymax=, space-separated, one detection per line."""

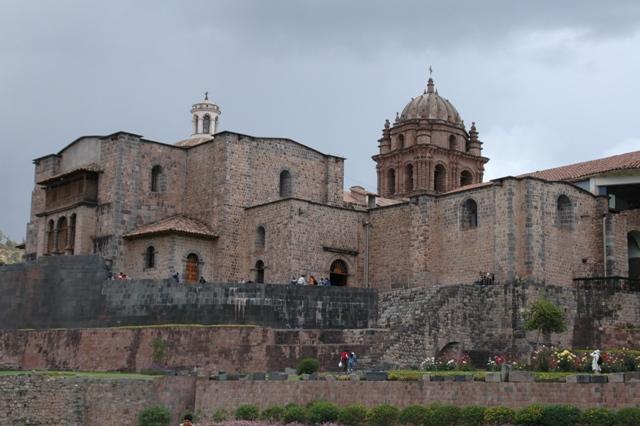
xmin=520 ymin=151 xmax=640 ymax=182
xmin=123 ymin=215 xmax=217 ymax=240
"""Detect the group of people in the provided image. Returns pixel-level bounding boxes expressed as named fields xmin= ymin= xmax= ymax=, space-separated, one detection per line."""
xmin=339 ymin=350 xmax=358 ymax=373
xmin=474 ymin=271 xmax=495 ymax=286
xmin=290 ymin=274 xmax=332 ymax=286
xmin=170 ymin=272 xmax=206 ymax=284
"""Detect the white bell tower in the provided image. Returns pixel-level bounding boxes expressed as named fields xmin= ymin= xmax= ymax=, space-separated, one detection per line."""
xmin=191 ymin=92 xmax=221 ymax=136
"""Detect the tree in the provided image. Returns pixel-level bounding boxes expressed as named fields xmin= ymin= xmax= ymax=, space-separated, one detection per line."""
xmin=0 ymin=230 xmax=23 ymax=265
xmin=524 ymin=298 xmax=567 ymax=345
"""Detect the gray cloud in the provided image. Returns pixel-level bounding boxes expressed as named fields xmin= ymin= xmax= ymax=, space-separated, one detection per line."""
xmin=1 ymin=0 xmax=640 ymax=240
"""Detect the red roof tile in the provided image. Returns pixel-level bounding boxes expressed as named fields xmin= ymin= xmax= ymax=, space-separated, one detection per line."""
xmin=123 ymin=215 xmax=217 ymax=240
xmin=520 ymin=151 xmax=640 ymax=182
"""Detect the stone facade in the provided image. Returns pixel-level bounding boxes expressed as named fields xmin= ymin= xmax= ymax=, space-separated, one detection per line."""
xmin=23 ymin=84 xmax=640 ymax=289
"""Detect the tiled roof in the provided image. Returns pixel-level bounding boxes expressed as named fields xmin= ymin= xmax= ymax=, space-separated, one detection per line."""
xmin=37 ymin=163 xmax=102 ymax=185
xmin=342 ymin=190 xmax=405 ymax=208
xmin=444 ymin=181 xmax=494 ymax=195
xmin=520 ymin=151 xmax=640 ymax=182
xmin=123 ymin=215 xmax=217 ymax=240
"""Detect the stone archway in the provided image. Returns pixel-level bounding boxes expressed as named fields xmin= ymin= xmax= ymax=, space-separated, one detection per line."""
xmin=330 ymin=259 xmax=349 ymax=286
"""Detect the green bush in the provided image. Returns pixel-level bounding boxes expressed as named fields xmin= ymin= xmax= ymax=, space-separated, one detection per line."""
xmin=429 ymin=404 xmax=461 ymax=426
xmin=484 ymin=406 xmax=515 ymax=425
xmin=515 ymin=404 xmax=543 ymax=426
xmin=398 ymin=405 xmax=430 ymax=425
xmin=540 ymin=405 xmax=581 ymax=426
xmin=211 ymin=408 xmax=228 ymax=422
xmin=297 ymin=357 xmax=321 ymax=375
xmin=338 ymin=404 xmax=368 ymax=425
xmin=459 ymin=406 xmax=486 ymax=426
xmin=283 ymin=403 xmax=307 ymax=424
xmin=307 ymin=400 xmax=340 ymax=424
xmin=579 ymin=408 xmax=615 ymax=426
xmin=138 ymin=405 xmax=171 ymax=426
xmin=615 ymin=407 xmax=640 ymax=426
xmin=234 ymin=404 xmax=259 ymax=421
xmin=260 ymin=405 xmax=285 ymax=422
xmin=367 ymin=404 xmax=400 ymax=426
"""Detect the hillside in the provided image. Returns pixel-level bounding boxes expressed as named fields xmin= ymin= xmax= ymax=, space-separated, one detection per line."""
xmin=0 ymin=230 xmax=23 ymax=264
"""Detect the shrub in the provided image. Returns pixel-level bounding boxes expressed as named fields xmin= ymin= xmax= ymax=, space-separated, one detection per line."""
xmin=307 ymin=400 xmax=340 ymax=424
xmin=211 ymin=408 xmax=228 ymax=422
xmin=514 ymin=404 xmax=543 ymax=426
xmin=297 ymin=357 xmax=320 ymax=375
xmin=540 ymin=405 xmax=581 ymax=426
xmin=283 ymin=403 xmax=307 ymax=424
xmin=484 ymin=406 xmax=515 ymax=426
xmin=398 ymin=405 xmax=430 ymax=425
xmin=235 ymin=404 xmax=259 ymax=421
xmin=367 ymin=404 xmax=400 ymax=426
xmin=429 ymin=404 xmax=461 ymax=426
xmin=138 ymin=405 xmax=171 ymax=426
xmin=459 ymin=406 xmax=486 ymax=426
xmin=616 ymin=407 xmax=640 ymax=426
xmin=579 ymin=408 xmax=615 ymax=426
xmin=338 ymin=404 xmax=369 ymax=425
xmin=260 ymin=405 xmax=285 ymax=422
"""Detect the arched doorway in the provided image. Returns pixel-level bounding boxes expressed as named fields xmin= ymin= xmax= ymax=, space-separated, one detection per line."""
xmin=330 ymin=259 xmax=349 ymax=286
xmin=255 ymin=260 xmax=265 ymax=283
xmin=628 ymin=231 xmax=640 ymax=280
xmin=184 ymin=253 xmax=199 ymax=283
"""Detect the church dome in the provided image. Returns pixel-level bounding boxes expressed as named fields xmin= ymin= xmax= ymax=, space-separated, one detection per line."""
xmin=399 ymin=78 xmax=462 ymax=125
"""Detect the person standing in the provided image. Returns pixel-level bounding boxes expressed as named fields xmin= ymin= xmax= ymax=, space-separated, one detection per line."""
xmin=348 ymin=351 xmax=357 ymax=373
xmin=339 ymin=350 xmax=350 ymax=373
xmin=297 ymin=274 xmax=307 ymax=286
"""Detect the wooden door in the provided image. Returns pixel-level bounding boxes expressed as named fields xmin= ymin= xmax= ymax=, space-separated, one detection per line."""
xmin=185 ymin=254 xmax=199 ymax=283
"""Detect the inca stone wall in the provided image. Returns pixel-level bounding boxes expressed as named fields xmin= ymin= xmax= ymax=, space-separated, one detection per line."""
xmin=0 ymin=375 xmax=193 ymax=426
xmin=0 ymin=326 xmax=388 ymax=373
xmin=0 ymin=256 xmax=377 ymax=330
xmin=378 ymin=280 xmax=640 ymax=368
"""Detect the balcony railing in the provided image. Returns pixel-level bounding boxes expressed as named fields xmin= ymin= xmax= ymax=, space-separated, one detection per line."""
xmin=574 ymin=276 xmax=640 ymax=293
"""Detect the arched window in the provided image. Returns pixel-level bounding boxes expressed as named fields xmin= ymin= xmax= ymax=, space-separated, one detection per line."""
xmin=628 ymin=231 xmax=640 ymax=280
xmin=57 ymin=217 xmax=68 ymax=253
xmin=387 ymin=169 xmax=396 ymax=195
xmin=151 ymin=165 xmax=162 ymax=192
xmin=398 ymin=134 xmax=405 ymax=150
xmin=145 ymin=246 xmax=155 ymax=269
xmin=404 ymin=164 xmax=414 ymax=192
xmin=184 ymin=253 xmax=199 ymax=283
xmin=434 ymin=164 xmax=447 ymax=193
xmin=46 ymin=220 xmax=55 ymax=254
xmin=279 ymin=170 xmax=292 ymax=197
xmin=557 ymin=195 xmax=574 ymax=229
xmin=330 ymin=259 xmax=349 ymax=286
xmin=193 ymin=115 xmax=199 ymax=134
xmin=461 ymin=199 xmax=478 ymax=229
xmin=69 ymin=214 xmax=76 ymax=254
xmin=460 ymin=170 xmax=473 ymax=187
xmin=449 ymin=135 xmax=457 ymax=150
xmin=255 ymin=260 xmax=265 ymax=283
xmin=256 ymin=226 xmax=266 ymax=250
xmin=203 ymin=114 xmax=211 ymax=134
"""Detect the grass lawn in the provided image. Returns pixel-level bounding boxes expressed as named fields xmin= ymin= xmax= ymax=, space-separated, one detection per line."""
xmin=0 ymin=370 xmax=160 ymax=380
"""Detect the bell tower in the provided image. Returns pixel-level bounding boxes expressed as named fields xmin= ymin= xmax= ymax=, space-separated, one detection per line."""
xmin=191 ymin=91 xmax=221 ymax=136
xmin=373 ymin=76 xmax=488 ymax=198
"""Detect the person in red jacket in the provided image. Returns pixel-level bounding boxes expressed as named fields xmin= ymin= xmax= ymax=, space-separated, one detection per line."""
xmin=340 ymin=350 xmax=350 ymax=373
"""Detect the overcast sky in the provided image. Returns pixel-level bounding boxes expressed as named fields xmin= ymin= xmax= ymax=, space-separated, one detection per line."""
xmin=1 ymin=1 xmax=640 ymax=240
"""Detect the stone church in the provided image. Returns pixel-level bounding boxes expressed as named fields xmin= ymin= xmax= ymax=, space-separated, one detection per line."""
xmin=24 ymin=78 xmax=640 ymax=288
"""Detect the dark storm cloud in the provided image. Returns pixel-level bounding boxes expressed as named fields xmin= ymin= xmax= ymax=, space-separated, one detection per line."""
xmin=1 ymin=1 xmax=640 ymax=240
